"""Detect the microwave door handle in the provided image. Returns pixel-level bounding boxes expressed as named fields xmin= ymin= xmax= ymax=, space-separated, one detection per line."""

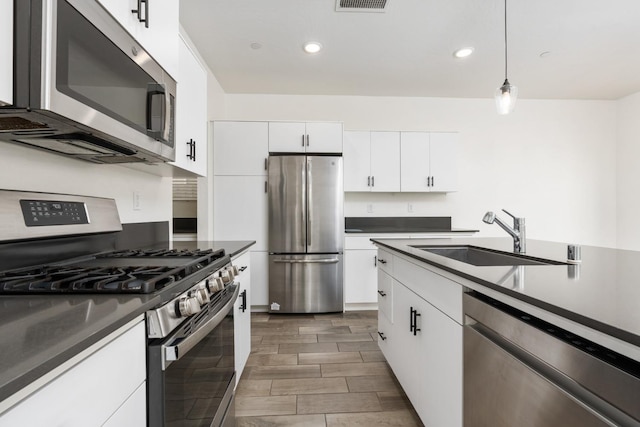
xmin=162 ymin=285 xmax=240 ymax=369
xmin=163 ymin=89 xmax=171 ymax=142
xmin=146 ymin=84 xmax=166 ymax=140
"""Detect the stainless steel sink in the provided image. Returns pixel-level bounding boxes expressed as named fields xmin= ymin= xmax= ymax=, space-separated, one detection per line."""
xmin=411 ymin=245 xmax=566 ymax=266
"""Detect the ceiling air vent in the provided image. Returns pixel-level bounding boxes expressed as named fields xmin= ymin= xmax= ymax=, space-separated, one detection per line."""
xmin=336 ymin=0 xmax=389 ymax=12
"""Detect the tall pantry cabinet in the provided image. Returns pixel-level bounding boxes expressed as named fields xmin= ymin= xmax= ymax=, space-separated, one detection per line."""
xmin=213 ymin=122 xmax=270 ymax=309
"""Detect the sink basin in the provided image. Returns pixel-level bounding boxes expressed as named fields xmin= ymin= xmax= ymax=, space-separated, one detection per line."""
xmin=411 ymin=245 xmax=566 ymax=266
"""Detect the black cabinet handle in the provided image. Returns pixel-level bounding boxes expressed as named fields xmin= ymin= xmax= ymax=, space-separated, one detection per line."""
xmin=186 ymin=139 xmax=196 ymax=161
xmin=410 ymin=307 xmax=421 ymax=336
xmin=239 ymin=266 xmax=248 ymax=272
xmin=377 ymin=331 xmax=387 ymax=341
xmin=377 ymin=290 xmax=386 ymax=297
xmin=378 ymin=259 xmax=387 ymax=264
xmin=367 ymin=176 xmax=371 ymax=187
xmin=264 ymin=158 xmax=268 ymax=170
xmin=374 ymin=255 xmax=377 ymax=267
xmin=372 ymin=176 xmax=375 ymax=187
xmin=302 ymin=135 xmax=305 ymax=147
xmin=131 ymin=0 xmax=149 ymax=27
xmin=240 ymin=289 xmax=247 ymax=312
xmin=306 ymin=134 xmax=310 ymax=146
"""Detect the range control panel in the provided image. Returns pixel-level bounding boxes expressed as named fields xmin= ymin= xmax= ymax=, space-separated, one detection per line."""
xmin=20 ymin=199 xmax=89 ymax=226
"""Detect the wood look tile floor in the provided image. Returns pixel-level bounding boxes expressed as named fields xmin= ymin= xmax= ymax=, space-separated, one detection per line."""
xmin=236 ymin=311 xmax=424 ymax=427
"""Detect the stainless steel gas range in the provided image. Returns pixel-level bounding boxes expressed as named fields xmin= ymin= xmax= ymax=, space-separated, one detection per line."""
xmin=0 ymin=189 xmax=238 ymax=426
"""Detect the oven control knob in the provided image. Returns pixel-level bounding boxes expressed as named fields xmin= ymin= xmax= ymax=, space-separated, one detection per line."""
xmin=176 ymin=297 xmax=201 ymax=317
xmin=219 ymin=270 xmax=233 ymax=284
xmin=232 ymin=265 xmax=240 ymax=275
xmin=195 ymin=285 xmax=210 ymax=305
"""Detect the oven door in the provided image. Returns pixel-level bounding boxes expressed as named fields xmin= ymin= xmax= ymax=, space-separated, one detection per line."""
xmin=148 ymin=284 xmax=239 ymax=427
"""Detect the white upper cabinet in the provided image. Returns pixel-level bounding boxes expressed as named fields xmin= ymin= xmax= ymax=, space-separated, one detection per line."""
xmin=0 ymin=0 xmax=12 ymax=106
xmin=213 ymin=121 xmax=269 ymax=176
xmin=96 ymin=0 xmax=179 ymax=78
xmin=171 ymin=36 xmax=207 ymax=176
xmin=268 ymin=122 xmax=343 ymax=153
xmin=344 ymin=131 xmax=400 ymax=192
xmin=401 ymin=131 xmax=458 ymax=192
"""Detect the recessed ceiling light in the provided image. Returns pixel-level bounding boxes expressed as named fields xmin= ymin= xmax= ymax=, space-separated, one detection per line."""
xmin=453 ymin=47 xmax=474 ymax=59
xmin=250 ymin=42 xmax=262 ymax=50
xmin=303 ymin=42 xmax=322 ymax=54
xmin=539 ymin=51 xmax=551 ymax=58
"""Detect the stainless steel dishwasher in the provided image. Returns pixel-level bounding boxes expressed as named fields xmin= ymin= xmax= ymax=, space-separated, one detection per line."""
xmin=463 ymin=292 xmax=640 ymax=427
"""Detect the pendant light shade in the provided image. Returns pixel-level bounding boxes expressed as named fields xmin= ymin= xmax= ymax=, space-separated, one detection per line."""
xmin=495 ymin=0 xmax=517 ymax=114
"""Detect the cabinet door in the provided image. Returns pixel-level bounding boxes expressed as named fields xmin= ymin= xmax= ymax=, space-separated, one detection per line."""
xmin=102 ymin=383 xmax=146 ymax=427
xmin=233 ymin=251 xmax=251 ymax=386
xmin=429 ymin=132 xmax=458 ymax=192
xmin=344 ymin=249 xmax=378 ymax=304
xmin=370 ymin=131 xmax=400 ymax=192
xmin=268 ymin=122 xmax=307 ymax=153
xmin=172 ymin=36 xmax=208 ymax=176
xmin=213 ymin=176 xmax=268 ymax=250
xmin=390 ymin=281 xmax=420 ymax=400
xmin=343 ymin=131 xmax=371 ymax=192
xmin=400 ymin=131 xmax=430 ymax=192
xmin=305 ymin=122 xmax=343 ymax=153
xmin=96 ymin=0 xmax=178 ymax=77
xmin=0 ymin=1 xmax=13 ymax=106
xmin=250 ymin=251 xmax=269 ymax=307
xmin=213 ymin=122 xmax=269 ymax=175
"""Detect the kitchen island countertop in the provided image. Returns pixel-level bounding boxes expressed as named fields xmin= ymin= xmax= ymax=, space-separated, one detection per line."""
xmin=372 ymin=237 xmax=640 ymax=350
xmin=0 ymin=240 xmax=255 ymax=406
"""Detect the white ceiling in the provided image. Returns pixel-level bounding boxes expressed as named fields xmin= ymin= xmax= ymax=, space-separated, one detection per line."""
xmin=179 ymin=0 xmax=640 ymax=100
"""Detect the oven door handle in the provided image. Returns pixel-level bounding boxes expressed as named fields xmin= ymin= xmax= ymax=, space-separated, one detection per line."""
xmin=162 ymin=284 xmax=240 ymax=369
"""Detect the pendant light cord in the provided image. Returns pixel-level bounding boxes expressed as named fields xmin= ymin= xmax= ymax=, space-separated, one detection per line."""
xmin=504 ymin=0 xmax=508 ymax=80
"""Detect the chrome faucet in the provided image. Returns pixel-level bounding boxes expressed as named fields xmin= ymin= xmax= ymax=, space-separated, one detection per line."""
xmin=482 ymin=209 xmax=526 ymax=253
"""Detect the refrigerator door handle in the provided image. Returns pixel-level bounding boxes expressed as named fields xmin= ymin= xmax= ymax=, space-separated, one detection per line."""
xmin=306 ymin=158 xmax=311 ymax=247
xmin=272 ymin=258 xmax=340 ymax=264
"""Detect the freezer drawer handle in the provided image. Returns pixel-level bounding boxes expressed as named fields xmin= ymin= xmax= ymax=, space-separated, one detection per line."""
xmin=272 ymin=258 xmax=340 ymax=264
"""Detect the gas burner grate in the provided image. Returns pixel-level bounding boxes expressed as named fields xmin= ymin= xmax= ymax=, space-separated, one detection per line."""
xmin=0 ymin=265 xmax=183 ymax=293
xmin=103 ymin=248 xmax=224 ymax=258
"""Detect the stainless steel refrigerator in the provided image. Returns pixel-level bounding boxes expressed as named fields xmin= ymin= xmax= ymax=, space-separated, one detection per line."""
xmin=268 ymin=155 xmax=344 ymax=313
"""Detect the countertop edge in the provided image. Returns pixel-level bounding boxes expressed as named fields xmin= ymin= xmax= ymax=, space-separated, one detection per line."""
xmin=372 ymin=239 xmax=640 ymax=348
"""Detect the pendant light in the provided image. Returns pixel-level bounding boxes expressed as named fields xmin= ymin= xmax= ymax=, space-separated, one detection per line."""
xmin=495 ymin=0 xmax=517 ymax=114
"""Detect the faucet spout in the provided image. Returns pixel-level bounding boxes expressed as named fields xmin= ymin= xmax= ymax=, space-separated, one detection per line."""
xmin=482 ymin=209 xmax=526 ymax=253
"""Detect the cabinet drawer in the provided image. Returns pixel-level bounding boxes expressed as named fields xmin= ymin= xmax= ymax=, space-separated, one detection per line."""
xmin=394 ymin=256 xmax=463 ymax=324
xmin=377 ymin=311 xmax=393 ymax=363
xmin=377 ymin=249 xmax=393 ymax=274
xmin=377 ymin=270 xmax=393 ymax=323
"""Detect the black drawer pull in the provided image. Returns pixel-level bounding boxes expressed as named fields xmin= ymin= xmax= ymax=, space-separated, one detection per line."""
xmin=378 ymin=259 xmax=387 ymax=264
xmin=377 ymin=290 xmax=387 ymax=297
xmin=377 ymin=331 xmax=387 ymax=341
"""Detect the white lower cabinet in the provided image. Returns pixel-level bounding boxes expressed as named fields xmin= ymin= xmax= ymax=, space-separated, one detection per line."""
xmin=233 ymin=251 xmax=252 ymax=385
xmin=344 ymin=249 xmax=378 ymax=305
xmin=377 ymin=250 xmax=463 ymax=427
xmin=0 ymin=317 xmax=146 ymax=427
xmin=250 ymin=251 xmax=269 ymax=308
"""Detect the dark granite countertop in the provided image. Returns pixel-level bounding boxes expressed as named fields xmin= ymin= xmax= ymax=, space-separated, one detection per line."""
xmin=344 ymin=216 xmax=477 ymax=234
xmin=372 ymin=237 xmax=640 ymax=348
xmin=346 ymin=227 xmax=478 ymax=234
xmin=0 ymin=240 xmax=255 ymax=404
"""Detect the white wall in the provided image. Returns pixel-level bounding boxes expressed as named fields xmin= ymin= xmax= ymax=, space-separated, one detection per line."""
xmin=224 ymin=94 xmax=618 ymax=247
xmin=616 ymin=91 xmax=640 ymax=250
xmin=0 ymin=143 xmax=172 ymax=224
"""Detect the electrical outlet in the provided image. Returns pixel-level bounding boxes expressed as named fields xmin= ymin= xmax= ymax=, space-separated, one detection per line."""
xmin=367 ymin=204 xmax=373 ymax=213
xmin=408 ymin=203 xmax=413 ymax=213
xmin=133 ymin=191 xmax=141 ymax=210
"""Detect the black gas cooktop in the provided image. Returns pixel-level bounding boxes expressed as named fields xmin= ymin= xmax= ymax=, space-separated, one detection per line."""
xmin=0 ymin=248 xmax=228 ymax=294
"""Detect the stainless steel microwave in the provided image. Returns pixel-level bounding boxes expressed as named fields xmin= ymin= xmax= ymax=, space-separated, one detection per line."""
xmin=0 ymin=0 xmax=176 ymax=164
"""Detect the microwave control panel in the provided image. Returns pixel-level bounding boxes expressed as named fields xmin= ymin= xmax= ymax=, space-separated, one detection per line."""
xmin=20 ymin=199 xmax=89 ymax=226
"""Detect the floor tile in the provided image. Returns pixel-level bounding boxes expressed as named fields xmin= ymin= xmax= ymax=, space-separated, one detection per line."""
xmin=236 ymin=414 xmax=327 ymax=427
xmin=331 ymin=319 xmax=379 ymax=327
xmin=251 ymin=325 xmax=301 ymax=336
xmin=245 ymin=365 xmax=321 ymax=380
xmin=346 ymin=375 xmax=399 ymax=393
xmin=317 ymin=333 xmax=373 ymax=343
xmin=235 ymin=379 xmax=272 ymax=397
xmin=321 ymin=362 xmax=390 ymax=378
xmin=280 ymin=319 xmax=335 ymax=327
xmin=325 ymin=410 xmax=424 ymax=427
xmin=250 ymin=344 xmax=279 ymax=354
xmin=246 ymin=353 xmax=298 ymax=366
xmin=297 ymin=392 xmax=382 ymax=414
xmin=251 ymin=336 xmax=263 ymax=346
xmin=298 ymin=352 xmax=363 ymax=365
xmin=261 ymin=334 xmax=318 ymax=344
xmin=271 ymin=377 xmax=348 ymax=395
xmin=235 ymin=395 xmax=297 ymax=417
xmin=337 ymin=342 xmax=380 ymax=352
xmin=377 ymin=391 xmax=415 ymax=412
xmin=279 ymin=342 xmax=339 ymax=354
xmin=298 ymin=326 xmax=352 ymax=335
xmin=360 ymin=350 xmax=385 ymax=362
